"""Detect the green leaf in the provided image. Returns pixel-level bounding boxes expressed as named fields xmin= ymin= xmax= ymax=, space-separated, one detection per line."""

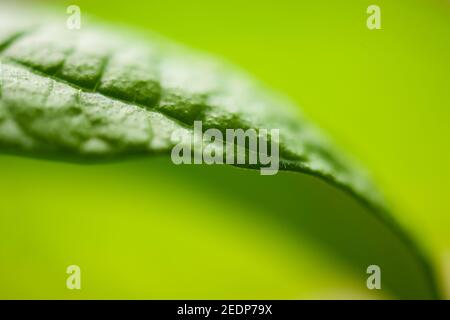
xmin=0 ymin=5 xmax=440 ymax=299
xmin=0 ymin=7 xmax=383 ymax=208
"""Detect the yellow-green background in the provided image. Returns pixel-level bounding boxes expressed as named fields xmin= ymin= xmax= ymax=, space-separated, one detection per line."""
xmin=0 ymin=0 xmax=449 ymax=299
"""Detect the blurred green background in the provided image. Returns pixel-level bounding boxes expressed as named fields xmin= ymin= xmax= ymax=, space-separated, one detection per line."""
xmin=0 ymin=0 xmax=449 ymax=299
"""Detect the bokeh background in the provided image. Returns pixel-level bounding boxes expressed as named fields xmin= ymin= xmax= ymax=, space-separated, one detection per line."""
xmin=0 ymin=0 xmax=449 ymax=299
